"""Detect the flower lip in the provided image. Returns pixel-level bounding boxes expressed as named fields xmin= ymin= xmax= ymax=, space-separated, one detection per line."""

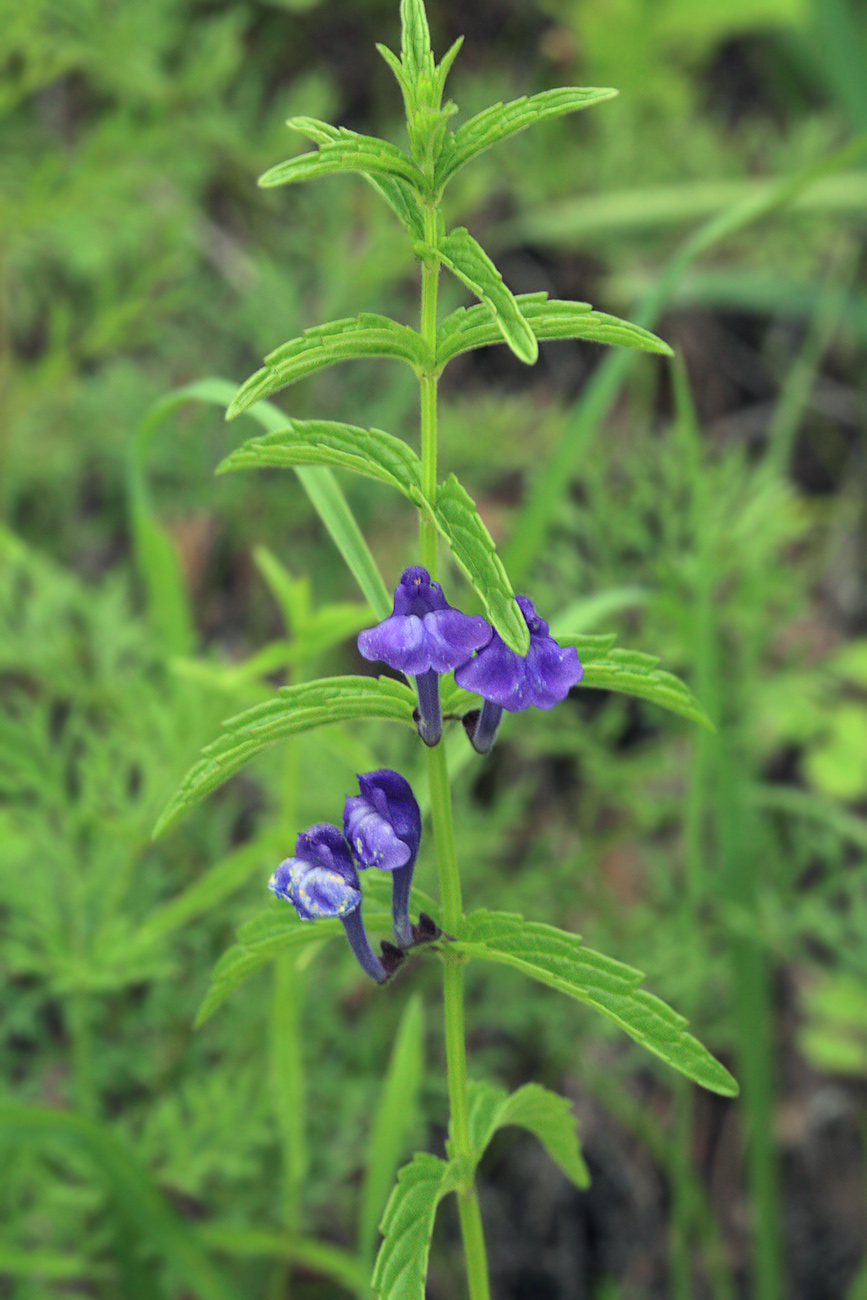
xmin=269 ymin=823 xmax=361 ymax=920
xmin=357 ymin=567 xmax=491 ymax=677
xmin=454 ymin=594 xmax=583 ymax=713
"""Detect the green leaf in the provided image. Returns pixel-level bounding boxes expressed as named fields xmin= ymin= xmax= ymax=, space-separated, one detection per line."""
xmin=226 ymin=315 xmax=427 ymax=420
xmin=372 ymin=1153 xmax=459 ymax=1300
xmin=400 ymin=0 xmax=434 ymax=82
xmin=436 ymin=87 xmax=618 ymax=188
xmin=452 ymin=911 xmax=739 ymax=1096
xmin=259 ymin=129 xmax=425 ymax=193
xmin=463 ymin=1080 xmax=589 ymax=1188
xmin=562 ymin=639 xmax=713 ymax=730
xmin=360 ymin=996 xmax=426 ymax=1267
xmin=436 ymin=292 xmax=672 ymax=369
xmin=195 ymin=901 xmax=394 ymax=1027
xmin=153 ymin=676 xmax=416 ymax=839
xmin=433 ymin=228 xmax=538 ymax=364
xmin=0 ymin=1104 xmax=241 ymax=1300
xmin=217 ymin=419 xmax=427 ymax=511
xmin=434 ymin=474 xmax=529 ymax=655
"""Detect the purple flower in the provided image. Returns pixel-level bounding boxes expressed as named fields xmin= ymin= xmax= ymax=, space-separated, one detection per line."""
xmin=344 ymin=769 xmax=422 ymax=946
xmin=358 ymin=566 xmax=491 ymax=745
xmin=269 ymin=825 xmax=386 ymax=983
xmin=455 ymin=596 xmax=583 ymax=753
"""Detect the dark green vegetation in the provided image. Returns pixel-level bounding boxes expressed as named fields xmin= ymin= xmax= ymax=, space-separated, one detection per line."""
xmin=3 ymin=0 xmax=867 ymax=1297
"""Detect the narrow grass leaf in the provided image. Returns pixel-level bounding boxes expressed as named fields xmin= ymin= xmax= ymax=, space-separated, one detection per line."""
xmin=434 ymin=474 xmax=529 ymax=655
xmin=360 ymin=995 xmax=426 ymax=1266
xmin=436 ymin=293 xmax=672 ymax=369
xmin=217 ymin=420 xmax=427 ymax=511
xmin=434 ymin=228 xmax=538 ymax=364
xmin=453 ymin=911 xmax=739 ymax=1096
xmin=0 ymin=1104 xmax=241 ymax=1300
xmin=226 ymin=315 xmax=427 ymax=420
xmin=153 ymin=676 xmax=416 ymax=839
xmin=196 ymin=1226 xmax=365 ymax=1294
xmin=372 ymin=1153 xmax=459 ymax=1300
xmin=463 ymin=1080 xmax=589 ymax=1187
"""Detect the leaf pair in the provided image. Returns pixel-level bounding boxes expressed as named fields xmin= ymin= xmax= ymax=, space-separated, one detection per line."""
xmin=372 ymin=1079 xmax=587 ymax=1300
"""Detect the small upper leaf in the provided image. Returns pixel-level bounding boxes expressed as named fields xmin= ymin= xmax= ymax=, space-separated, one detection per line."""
xmin=463 ymin=1081 xmax=589 ymax=1188
xmin=400 ymin=0 xmax=435 ymax=83
xmin=372 ymin=1152 xmax=459 ymax=1300
xmin=153 ymin=676 xmax=416 ymax=838
xmin=226 ymin=315 xmax=427 ymax=420
xmin=433 ymin=474 xmax=530 ymax=656
xmin=433 ymin=228 xmax=538 ymax=364
xmin=436 ymin=292 xmax=673 ymax=370
xmin=259 ymin=129 xmax=425 ymax=194
xmin=435 ymin=87 xmax=618 ymax=189
xmin=453 ymin=911 xmax=739 ymax=1096
xmin=217 ymin=420 xmax=428 ymax=513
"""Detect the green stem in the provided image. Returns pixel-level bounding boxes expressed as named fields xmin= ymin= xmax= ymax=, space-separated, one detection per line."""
xmin=418 ymin=198 xmax=490 ymax=1300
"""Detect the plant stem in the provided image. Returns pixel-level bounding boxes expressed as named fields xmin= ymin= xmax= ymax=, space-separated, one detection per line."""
xmin=418 ymin=198 xmax=491 ymax=1300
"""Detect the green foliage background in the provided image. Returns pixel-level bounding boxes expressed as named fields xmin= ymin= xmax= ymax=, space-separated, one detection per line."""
xmin=3 ymin=0 xmax=867 ymax=1295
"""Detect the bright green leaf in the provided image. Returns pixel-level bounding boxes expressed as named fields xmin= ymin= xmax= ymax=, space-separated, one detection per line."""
xmin=360 ymin=996 xmax=426 ymax=1267
xmin=434 ymin=474 xmax=529 ymax=655
xmin=372 ymin=1153 xmax=459 ymax=1300
xmin=433 ymin=228 xmax=538 ymax=364
xmin=436 ymin=87 xmax=619 ymax=189
xmin=259 ymin=130 xmax=425 ymax=193
xmin=463 ymin=1080 xmax=589 ymax=1187
xmin=226 ymin=315 xmax=427 ymax=420
xmin=436 ymin=292 xmax=672 ymax=370
xmin=452 ymin=911 xmax=739 ymax=1096
xmin=153 ymin=676 xmax=416 ymax=839
xmin=563 ymin=639 xmax=713 ymax=730
xmin=399 ymin=0 xmax=434 ymax=82
xmin=217 ymin=420 xmax=428 ymax=511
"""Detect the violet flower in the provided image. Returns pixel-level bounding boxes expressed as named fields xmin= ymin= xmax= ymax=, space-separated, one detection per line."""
xmin=357 ymin=566 xmax=491 ymax=745
xmin=344 ymin=768 xmax=421 ymax=947
xmin=455 ymin=595 xmax=583 ymax=753
xmin=268 ymin=824 xmax=387 ymax=983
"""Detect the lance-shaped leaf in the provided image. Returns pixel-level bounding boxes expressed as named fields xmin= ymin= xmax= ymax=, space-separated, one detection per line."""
xmin=436 ymin=292 xmax=673 ymax=370
xmin=288 ymin=117 xmax=426 ymax=238
xmin=217 ymin=420 xmax=428 ymax=512
xmin=434 ymin=474 xmax=530 ymax=656
xmin=195 ymin=902 xmax=394 ymax=1027
xmin=153 ymin=676 xmax=416 ymax=838
xmin=259 ymin=129 xmax=425 ymax=193
xmin=435 ymin=87 xmax=618 ymax=189
xmin=452 ymin=911 xmax=739 ymax=1097
xmin=558 ymin=637 xmax=713 ymax=730
xmin=431 ymin=227 xmax=538 ymax=364
xmin=462 ymin=1081 xmax=589 ymax=1188
xmin=226 ymin=315 xmax=427 ymax=420
xmin=400 ymin=0 xmax=435 ymax=82
xmin=372 ymin=1153 xmax=460 ymax=1300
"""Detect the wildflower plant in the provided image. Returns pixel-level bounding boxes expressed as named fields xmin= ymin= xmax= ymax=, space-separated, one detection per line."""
xmin=154 ymin=3 xmax=739 ymax=1295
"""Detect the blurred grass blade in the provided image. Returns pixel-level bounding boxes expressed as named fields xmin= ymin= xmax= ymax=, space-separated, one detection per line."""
xmin=504 ymin=131 xmax=867 ymax=585
xmin=196 ymin=1225 xmax=365 ymax=1294
xmin=0 ymin=1103 xmax=241 ymax=1300
xmin=359 ymin=994 xmax=425 ymax=1268
xmin=144 ymin=378 xmax=391 ymax=620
